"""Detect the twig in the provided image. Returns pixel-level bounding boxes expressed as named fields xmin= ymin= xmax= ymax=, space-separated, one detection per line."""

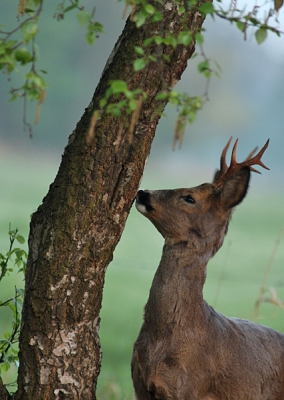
xmin=0 ymin=228 xmax=18 ymax=282
xmin=251 ymin=226 xmax=284 ymax=321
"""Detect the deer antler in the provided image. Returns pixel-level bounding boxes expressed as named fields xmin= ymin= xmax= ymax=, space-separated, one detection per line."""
xmin=214 ymin=137 xmax=270 ymax=190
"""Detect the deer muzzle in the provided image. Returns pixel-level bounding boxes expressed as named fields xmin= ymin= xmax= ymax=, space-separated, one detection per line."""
xmin=136 ymin=190 xmax=154 ymax=213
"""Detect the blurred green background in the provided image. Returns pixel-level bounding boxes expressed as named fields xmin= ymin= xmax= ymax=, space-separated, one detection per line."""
xmin=1 ymin=0 xmax=284 ymax=399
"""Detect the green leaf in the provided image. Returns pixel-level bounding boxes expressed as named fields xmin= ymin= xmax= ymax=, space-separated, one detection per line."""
xmin=115 ymin=100 xmax=127 ymax=109
xmin=93 ymin=22 xmax=104 ymax=33
xmin=16 ymin=288 xmax=25 ymax=297
xmin=85 ymin=31 xmax=95 ymax=45
xmin=128 ymin=99 xmax=138 ymax=111
xmin=133 ymin=9 xmax=148 ymax=28
xmin=163 ymin=36 xmax=177 ymax=47
xmin=178 ymin=31 xmax=192 ymax=46
xmin=64 ymin=4 xmax=77 ymax=13
xmin=109 ymin=80 xmax=128 ymax=94
xmin=255 ymin=28 xmax=267 ymax=44
xmin=148 ymin=55 xmax=157 ymax=62
xmin=99 ymin=98 xmax=107 ymax=109
xmin=199 ymin=2 xmax=214 ymax=15
xmin=155 ymin=92 xmax=169 ymax=100
xmin=14 ymin=48 xmax=33 ymax=65
xmin=249 ymin=17 xmax=258 ymax=25
xmin=77 ymin=9 xmax=92 ymax=26
xmin=21 ymin=21 xmax=38 ymax=44
xmin=124 ymin=90 xmax=134 ymax=99
xmin=4 ymin=331 xmax=11 ymax=339
xmin=134 ymin=46 xmax=145 ymax=56
xmin=162 ymin=54 xmax=170 ymax=62
xmin=1 ymin=362 xmax=10 ymax=372
xmin=134 ymin=58 xmax=146 ymax=71
xmin=107 ymin=105 xmax=121 ymax=116
xmin=195 ymin=32 xmax=204 ymax=45
xmin=151 ymin=11 xmax=163 ymax=22
xmin=168 ymin=91 xmax=180 ymax=105
xmin=154 ymin=36 xmax=163 ymax=45
xmin=16 ymin=234 xmax=25 ymax=244
xmin=197 ymin=60 xmax=211 ymax=77
xmin=15 ymin=249 xmax=25 ymax=260
xmin=143 ymin=37 xmax=153 ymax=47
xmin=25 ymin=72 xmax=47 ymax=89
xmin=144 ymin=4 xmax=155 ymax=14
xmin=236 ymin=21 xmax=245 ymax=32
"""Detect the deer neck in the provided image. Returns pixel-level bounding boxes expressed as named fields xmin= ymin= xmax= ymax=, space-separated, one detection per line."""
xmin=144 ymin=239 xmax=217 ymax=336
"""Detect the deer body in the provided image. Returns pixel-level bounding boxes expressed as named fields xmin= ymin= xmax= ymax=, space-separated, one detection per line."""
xmin=131 ymin=140 xmax=284 ymax=400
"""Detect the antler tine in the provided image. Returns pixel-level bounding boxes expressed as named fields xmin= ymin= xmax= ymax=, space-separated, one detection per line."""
xmin=220 ymin=136 xmax=233 ymax=172
xmin=243 ymin=139 xmax=270 ymax=171
xmin=249 ymin=167 xmax=262 ymax=175
xmin=247 ymin=147 xmax=260 ymax=174
xmin=214 ymin=138 xmax=270 ymax=189
xmin=230 ymin=138 xmax=238 ymax=166
xmin=246 ymin=146 xmax=258 ymax=161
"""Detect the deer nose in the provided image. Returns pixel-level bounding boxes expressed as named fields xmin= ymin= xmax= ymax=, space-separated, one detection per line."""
xmin=137 ymin=190 xmax=150 ymax=205
xmin=136 ymin=190 xmax=154 ymax=212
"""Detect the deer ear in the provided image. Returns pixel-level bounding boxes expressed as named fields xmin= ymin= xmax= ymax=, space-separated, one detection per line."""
xmin=219 ymin=167 xmax=250 ymax=209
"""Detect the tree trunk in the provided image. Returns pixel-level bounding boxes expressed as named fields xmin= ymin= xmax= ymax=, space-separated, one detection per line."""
xmin=0 ymin=376 xmax=9 ymax=400
xmin=12 ymin=2 xmax=207 ymax=399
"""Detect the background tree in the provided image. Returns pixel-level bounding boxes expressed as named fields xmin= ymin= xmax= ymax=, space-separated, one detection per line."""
xmin=0 ymin=0 xmax=283 ymax=399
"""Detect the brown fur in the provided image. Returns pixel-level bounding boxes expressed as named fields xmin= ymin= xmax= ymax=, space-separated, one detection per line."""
xmin=131 ymin=144 xmax=284 ymax=400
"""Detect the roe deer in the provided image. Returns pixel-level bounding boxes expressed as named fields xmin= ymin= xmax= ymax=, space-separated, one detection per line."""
xmin=131 ymin=138 xmax=284 ymax=400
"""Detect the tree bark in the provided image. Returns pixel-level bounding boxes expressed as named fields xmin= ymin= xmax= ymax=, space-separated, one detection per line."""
xmin=12 ymin=2 xmax=207 ymax=399
xmin=0 ymin=376 xmax=9 ymax=400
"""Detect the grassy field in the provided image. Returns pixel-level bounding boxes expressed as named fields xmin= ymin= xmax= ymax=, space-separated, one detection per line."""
xmin=0 ymin=148 xmax=283 ymax=399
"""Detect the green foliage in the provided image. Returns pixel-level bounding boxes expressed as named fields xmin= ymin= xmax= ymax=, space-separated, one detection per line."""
xmin=198 ymin=2 xmax=214 ymax=16
xmin=131 ymin=1 xmax=162 ymax=28
xmin=0 ymin=0 xmax=48 ymax=133
xmin=215 ymin=0 xmax=282 ymax=43
xmin=55 ymin=1 xmax=105 ymax=44
xmin=255 ymin=27 xmax=268 ymax=44
xmin=75 ymin=9 xmax=104 ymax=45
xmin=0 ymin=229 xmax=27 ymax=382
xmin=177 ymin=30 xmax=193 ymax=46
xmin=117 ymin=0 xmax=282 ymax=140
xmin=21 ymin=20 xmax=39 ymax=44
xmin=0 ymin=0 xmax=105 ymax=130
xmin=0 ymin=0 xmax=283 ymax=134
xmin=99 ymin=80 xmax=146 ymax=117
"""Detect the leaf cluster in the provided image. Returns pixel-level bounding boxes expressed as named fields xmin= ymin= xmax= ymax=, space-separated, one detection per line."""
xmin=1 ymin=0 xmax=105 ymax=132
xmin=0 ymin=229 xmax=27 ymax=384
xmin=1 ymin=0 xmax=283 ymax=136
xmin=55 ymin=1 xmax=105 ymax=45
xmin=88 ymin=1 xmax=223 ymax=144
xmin=117 ymin=0 xmax=282 ymax=142
xmin=99 ymin=80 xmax=146 ymax=117
xmin=215 ymin=0 xmax=283 ymax=44
xmin=0 ymin=0 xmax=48 ymax=134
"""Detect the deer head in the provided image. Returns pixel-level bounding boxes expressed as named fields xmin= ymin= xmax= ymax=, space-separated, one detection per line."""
xmin=136 ymin=138 xmax=269 ymax=252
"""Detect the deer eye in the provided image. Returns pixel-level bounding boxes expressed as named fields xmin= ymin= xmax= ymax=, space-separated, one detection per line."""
xmin=182 ymin=195 xmax=195 ymax=204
